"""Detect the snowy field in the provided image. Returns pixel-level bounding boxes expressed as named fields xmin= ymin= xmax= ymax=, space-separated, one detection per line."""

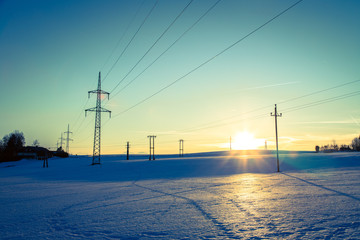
xmin=1 ymin=151 xmax=360 ymax=239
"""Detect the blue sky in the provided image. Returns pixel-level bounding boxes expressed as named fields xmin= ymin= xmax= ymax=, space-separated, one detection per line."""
xmin=1 ymin=0 xmax=360 ymax=154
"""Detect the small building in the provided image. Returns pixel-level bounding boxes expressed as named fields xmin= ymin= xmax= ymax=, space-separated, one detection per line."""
xmin=18 ymin=146 xmax=52 ymax=160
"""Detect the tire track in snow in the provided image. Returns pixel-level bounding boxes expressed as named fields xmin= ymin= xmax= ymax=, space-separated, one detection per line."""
xmin=45 ymin=182 xmax=140 ymax=238
xmin=70 ymin=174 xmax=285 ymax=216
xmin=195 ymin=176 xmax=288 ymax=238
xmin=46 ymin=174 xmax=284 ymax=238
xmin=282 ymin=172 xmax=360 ymax=202
xmin=71 ymin=180 xmax=242 ymax=213
xmin=132 ymin=182 xmax=242 ymax=239
xmin=44 ymin=164 xmax=147 ymax=237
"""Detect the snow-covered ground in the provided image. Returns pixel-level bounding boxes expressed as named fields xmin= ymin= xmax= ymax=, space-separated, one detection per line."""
xmin=1 ymin=151 xmax=360 ymax=239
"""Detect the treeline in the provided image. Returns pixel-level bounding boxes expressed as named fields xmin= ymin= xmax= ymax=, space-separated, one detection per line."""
xmin=0 ymin=130 xmax=70 ymax=163
xmin=316 ymin=135 xmax=360 ymax=152
xmin=0 ymin=130 xmax=25 ymax=162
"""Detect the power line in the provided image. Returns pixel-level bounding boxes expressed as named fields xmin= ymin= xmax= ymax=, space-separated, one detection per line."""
xmin=101 ymin=0 xmax=146 ymax=72
xmin=72 ymin=0 xmax=301 ymax=143
xmin=180 ymin=105 xmax=272 ymax=133
xmin=109 ymin=0 xmax=195 ymax=95
xmin=145 ymin=83 xmax=360 ymax=135
xmin=73 ymin=115 xmax=93 ymax=138
xmin=102 ymin=0 xmax=159 ymax=83
xmin=72 ymin=88 xmax=360 ymax=155
xmin=83 ymin=78 xmax=360 ymax=149
xmin=184 ymin=89 xmax=360 ymax=133
xmin=111 ymin=0 xmax=304 ymax=119
xmin=102 ymin=77 xmax=360 ymax=141
xmin=195 ymin=79 xmax=360 ymax=131
xmin=278 ymin=79 xmax=360 ymax=105
xmin=282 ymin=90 xmax=360 ymax=113
xmin=109 ymin=0 xmax=223 ymax=99
xmin=182 ymin=113 xmax=269 ymax=133
xmin=71 ymin=97 xmax=90 ymax=131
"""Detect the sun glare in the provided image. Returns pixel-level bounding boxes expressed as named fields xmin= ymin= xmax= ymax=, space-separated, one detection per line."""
xmin=232 ymin=131 xmax=263 ymax=150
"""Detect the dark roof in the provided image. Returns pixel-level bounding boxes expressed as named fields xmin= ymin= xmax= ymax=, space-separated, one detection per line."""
xmin=22 ymin=146 xmax=50 ymax=153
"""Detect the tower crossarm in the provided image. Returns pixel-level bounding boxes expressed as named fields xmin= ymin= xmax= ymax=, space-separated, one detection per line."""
xmin=85 ymin=107 xmax=97 ymax=116
xmin=88 ymin=90 xmax=110 ymax=99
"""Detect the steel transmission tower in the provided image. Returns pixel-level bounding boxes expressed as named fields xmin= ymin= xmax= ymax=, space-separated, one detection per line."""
xmin=85 ymin=72 xmax=111 ymax=165
xmin=271 ymin=104 xmax=282 ymax=172
xmin=64 ymin=124 xmax=73 ymax=154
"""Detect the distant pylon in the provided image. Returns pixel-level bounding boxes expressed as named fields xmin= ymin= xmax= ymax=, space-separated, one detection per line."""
xmin=230 ymin=136 xmax=232 ymax=151
xmin=271 ymin=104 xmax=282 ymax=172
xmin=64 ymin=124 xmax=73 ymax=154
xmin=59 ymin=133 xmax=64 ymax=150
xmin=179 ymin=139 xmax=184 ymax=157
xmin=265 ymin=140 xmax=267 ymax=150
xmin=85 ymin=72 xmax=111 ymax=165
xmin=148 ymin=135 xmax=156 ymax=160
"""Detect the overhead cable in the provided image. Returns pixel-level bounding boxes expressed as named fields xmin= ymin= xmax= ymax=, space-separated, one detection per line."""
xmin=110 ymin=0 xmax=223 ymax=99
xmin=109 ymin=0 xmax=195 ymax=94
xmin=101 ymin=0 xmax=146 ymax=73
xmin=111 ymin=0 xmax=304 ymax=119
xmin=102 ymin=0 xmax=159 ymax=83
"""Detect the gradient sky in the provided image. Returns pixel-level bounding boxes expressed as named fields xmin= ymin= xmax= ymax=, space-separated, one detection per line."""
xmin=1 ymin=0 xmax=360 ymax=155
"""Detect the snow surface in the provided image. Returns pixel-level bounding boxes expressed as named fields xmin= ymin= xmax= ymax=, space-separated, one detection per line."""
xmin=1 ymin=151 xmax=360 ymax=239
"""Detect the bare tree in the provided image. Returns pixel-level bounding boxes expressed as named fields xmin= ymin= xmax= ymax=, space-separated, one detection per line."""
xmin=33 ymin=139 xmax=40 ymax=147
xmin=351 ymin=136 xmax=360 ymax=151
xmin=331 ymin=140 xmax=339 ymax=151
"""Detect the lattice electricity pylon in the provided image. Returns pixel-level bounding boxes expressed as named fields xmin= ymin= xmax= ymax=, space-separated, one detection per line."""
xmin=85 ymin=72 xmax=111 ymax=165
xmin=64 ymin=124 xmax=73 ymax=154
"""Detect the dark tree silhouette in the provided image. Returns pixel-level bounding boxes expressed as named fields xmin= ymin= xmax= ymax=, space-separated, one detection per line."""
xmin=330 ymin=140 xmax=339 ymax=151
xmin=351 ymin=136 xmax=360 ymax=151
xmin=339 ymin=144 xmax=351 ymax=151
xmin=1 ymin=131 xmax=25 ymax=161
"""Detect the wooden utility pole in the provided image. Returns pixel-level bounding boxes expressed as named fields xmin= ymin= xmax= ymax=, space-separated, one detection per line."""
xmin=271 ymin=104 xmax=282 ymax=172
xmin=179 ymin=139 xmax=184 ymax=157
xmin=126 ymin=141 xmax=130 ymax=160
xmin=148 ymin=136 xmax=156 ymax=160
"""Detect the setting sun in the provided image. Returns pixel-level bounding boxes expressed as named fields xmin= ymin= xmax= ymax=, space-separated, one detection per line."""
xmin=232 ymin=131 xmax=264 ymax=150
